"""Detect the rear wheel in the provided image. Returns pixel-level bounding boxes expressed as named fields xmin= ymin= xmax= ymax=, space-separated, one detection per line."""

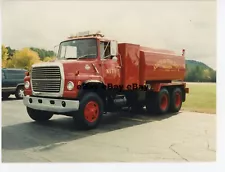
xmin=2 ymin=93 xmax=10 ymax=100
xmin=73 ymin=92 xmax=103 ymax=130
xmin=146 ymin=88 xmax=170 ymax=114
xmin=169 ymin=87 xmax=183 ymax=113
xmin=27 ymin=107 xmax=53 ymax=122
xmin=15 ymin=86 xmax=24 ymax=99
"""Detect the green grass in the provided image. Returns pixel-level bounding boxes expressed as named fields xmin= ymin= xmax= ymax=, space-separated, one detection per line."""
xmin=182 ymin=83 xmax=216 ymax=114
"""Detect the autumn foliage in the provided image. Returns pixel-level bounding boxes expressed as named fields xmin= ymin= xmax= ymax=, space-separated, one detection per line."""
xmin=2 ymin=45 xmax=56 ymax=71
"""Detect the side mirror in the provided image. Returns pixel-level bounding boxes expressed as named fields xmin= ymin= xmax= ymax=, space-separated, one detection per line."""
xmin=54 ymin=45 xmax=59 ymax=57
xmin=110 ymin=40 xmax=118 ymax=56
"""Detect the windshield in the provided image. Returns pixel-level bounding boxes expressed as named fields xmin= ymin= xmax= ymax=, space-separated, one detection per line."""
xmin=57 ymin=38 xmax=97 ymax=60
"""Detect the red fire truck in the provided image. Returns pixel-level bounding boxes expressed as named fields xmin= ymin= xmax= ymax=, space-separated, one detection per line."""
xmin=23 ymin=31 xmax=189 ymax=129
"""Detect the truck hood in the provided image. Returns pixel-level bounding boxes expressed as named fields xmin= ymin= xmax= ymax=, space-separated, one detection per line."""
xmin=60 ymin=59 xmax=98 ymax=75
xmin=32 ymin=60 xmax=99 ymax=77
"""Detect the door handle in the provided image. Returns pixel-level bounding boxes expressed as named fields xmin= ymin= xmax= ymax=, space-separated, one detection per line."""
xmin=115 ymin=66 xmax=121 ymax=69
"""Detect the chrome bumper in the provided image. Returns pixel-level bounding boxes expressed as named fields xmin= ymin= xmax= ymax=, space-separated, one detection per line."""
xmin=23 ymin=95 xmax=79 ymax=113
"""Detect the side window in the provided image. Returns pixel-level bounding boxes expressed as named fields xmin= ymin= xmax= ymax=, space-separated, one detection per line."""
xmin=6 ymin=70 xmax=24 ymax=79
xmin=18 ymin=71 xmax=26 ymax=78
xmin=6 ymin=71 xmax=15 ymax=79
xmin=100 ymin=42 xmax=105 ymax=59
xmin=100 ymin=41 xmax=111 ymax=59
xmin=2 ymin=71 xmax=5 ymax=79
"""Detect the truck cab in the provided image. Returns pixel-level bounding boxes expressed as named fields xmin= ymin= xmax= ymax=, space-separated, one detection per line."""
xmin=23 ymin=31 xmax=189 ymax=130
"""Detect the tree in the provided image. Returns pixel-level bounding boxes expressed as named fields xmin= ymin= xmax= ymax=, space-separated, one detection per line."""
xmin=43 ymin=56 xmax=56 ymax=62
xmin=210 ymin=70 xmax=216 ymax=82
xmin=6 ymin=46 xmax=16 ymax=57
xmin=8 ymin=48 xmax=41 ymax=71
xmin=202 ymin=69 xmax=211 ymax=82
xmin=2 ymin=45 xmax=9 ymax=67
xmin=30 ymin=47 xmax=55 ymax=60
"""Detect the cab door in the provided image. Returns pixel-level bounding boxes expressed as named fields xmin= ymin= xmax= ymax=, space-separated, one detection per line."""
xmin=100 ymin=41 xmax=121 ymax=86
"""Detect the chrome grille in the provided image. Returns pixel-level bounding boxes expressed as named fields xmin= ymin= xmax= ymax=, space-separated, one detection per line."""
xmin=31 ymin=66 xmax=61 ymax=93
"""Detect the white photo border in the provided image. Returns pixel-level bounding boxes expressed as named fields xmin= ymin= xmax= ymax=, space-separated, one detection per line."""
xmin=0 ymin=0 xmax=223 ymax=172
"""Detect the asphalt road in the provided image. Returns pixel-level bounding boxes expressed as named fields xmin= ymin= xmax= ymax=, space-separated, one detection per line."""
xmin=2 ymin=96 xmax=216 ymax=162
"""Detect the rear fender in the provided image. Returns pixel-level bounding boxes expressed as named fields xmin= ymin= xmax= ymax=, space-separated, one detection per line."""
xmin=16 ymin=83 xmax=24 ymax=88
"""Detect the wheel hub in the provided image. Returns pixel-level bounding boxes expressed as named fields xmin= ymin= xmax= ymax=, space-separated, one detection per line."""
xmin=160 ymin=95 xmax=168 ymax=110
xmin=84 ymin=101 xmax=99 ymax=122
xmin=175 ymin=93 xmax=181 ymax=107
xmin=19 ymin=89 xmax=24 ymax=98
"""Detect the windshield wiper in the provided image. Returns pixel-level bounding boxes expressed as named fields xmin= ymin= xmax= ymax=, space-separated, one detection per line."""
xmin=64 ymin=57 xmax=78 ymax=60
xmin=66 ymin=58 xmax=77 ymax=60
xmin=77 ymin=54 xmax=96 ymax=59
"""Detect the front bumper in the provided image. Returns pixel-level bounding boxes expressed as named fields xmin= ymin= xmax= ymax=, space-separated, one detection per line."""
xmin=23 ymin=95 xmax=79 ymax=113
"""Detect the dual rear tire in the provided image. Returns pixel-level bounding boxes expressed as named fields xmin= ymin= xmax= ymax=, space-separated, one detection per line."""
xmin=169 ymin=87 xmax=183 ymax=113
xmin=146 ymin=87 xmax=183 ymax=115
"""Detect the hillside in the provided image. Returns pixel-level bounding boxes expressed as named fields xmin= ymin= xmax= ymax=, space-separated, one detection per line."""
xmin=185 ymin=60 xmax=216 ymax=82
xmin=185 ymin=60 xmax=214 ymax=71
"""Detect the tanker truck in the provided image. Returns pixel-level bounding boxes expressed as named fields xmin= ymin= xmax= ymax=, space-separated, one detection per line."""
xmin=23 ymin=31 xmax=189 ymax=129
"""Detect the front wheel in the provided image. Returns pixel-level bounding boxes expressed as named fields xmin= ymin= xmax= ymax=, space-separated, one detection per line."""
xmin=27 ymin=107 xmax=53 ymax=122
xmin=73 ymin=92 xmax=103 ymax=130
xmin=15 ymin=86 xmax=25 ymax=99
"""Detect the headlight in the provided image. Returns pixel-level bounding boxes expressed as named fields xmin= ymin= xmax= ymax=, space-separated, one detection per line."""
xmin=24 ymin=81 xmax=30 ymax=89
xmin=67 ymin=81 xmax=74 ymax=91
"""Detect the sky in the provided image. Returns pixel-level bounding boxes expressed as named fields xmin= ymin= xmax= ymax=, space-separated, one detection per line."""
xmin=2 ymin=0 xmax=216 ymax=69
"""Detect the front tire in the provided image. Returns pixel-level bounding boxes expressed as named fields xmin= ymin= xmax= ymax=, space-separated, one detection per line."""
xmin=15 ymin=86 xmax=24 ymax=99
xmin=73 ymin=92 xmax=103 ymax=130
xmin=27 ymin=107 xmax=53 ymax=122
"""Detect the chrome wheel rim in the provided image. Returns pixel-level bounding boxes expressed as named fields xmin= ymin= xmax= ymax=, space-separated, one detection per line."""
xmin=18 ymin=89 xmax=24 ymax=98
